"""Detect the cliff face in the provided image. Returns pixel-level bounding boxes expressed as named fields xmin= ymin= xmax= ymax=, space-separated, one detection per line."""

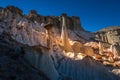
xmin=0 ymin=6 xmax=93 ymax=47
xmin=0 ymin=6 xmax=84 ymax=33
xmin=26 ymin=10 xmax=84 ymax=31
xmin=95 ymin=26 xmax=120 ymax=45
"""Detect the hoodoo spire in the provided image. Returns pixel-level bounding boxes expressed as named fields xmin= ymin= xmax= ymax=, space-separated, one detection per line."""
xmin=61 ymin=14 xmax=73 ymax=53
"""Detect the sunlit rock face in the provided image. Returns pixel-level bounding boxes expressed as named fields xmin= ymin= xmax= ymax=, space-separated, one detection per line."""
xmin=0 ymin=6 xmax=120 ymax=80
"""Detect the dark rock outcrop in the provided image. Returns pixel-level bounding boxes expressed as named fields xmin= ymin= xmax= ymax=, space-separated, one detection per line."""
xmin=4 ymin=6 xmax=22 ymax=16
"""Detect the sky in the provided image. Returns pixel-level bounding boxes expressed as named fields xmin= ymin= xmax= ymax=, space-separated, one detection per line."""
xmin=0 ymin=0 xmax=120 ymax=32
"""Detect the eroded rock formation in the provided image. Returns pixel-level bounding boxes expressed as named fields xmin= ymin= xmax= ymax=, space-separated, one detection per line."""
xmin=0 ymin=6 xmax=120 ymax=80
xmin=95 ymin=26 xmax=120 ymax=59
xmin=61 ymin=14 xmax=73 ymax=53
xmin=95 ymin=26 xmax=120 ymax=45
xmin=27 ymin=11 xmax=84 ymax=31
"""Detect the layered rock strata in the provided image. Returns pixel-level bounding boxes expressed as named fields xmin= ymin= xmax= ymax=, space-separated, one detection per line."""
xmin=95 ymin=26 xmax=120 ymax=45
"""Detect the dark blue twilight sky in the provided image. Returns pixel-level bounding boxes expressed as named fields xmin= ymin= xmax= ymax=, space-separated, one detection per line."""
xmin=0 ymin=0 xmax=120 ymax=32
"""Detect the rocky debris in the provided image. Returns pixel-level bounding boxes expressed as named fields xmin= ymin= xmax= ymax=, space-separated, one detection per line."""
xmin=112 ymin=69 xmax=120 ymax=76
